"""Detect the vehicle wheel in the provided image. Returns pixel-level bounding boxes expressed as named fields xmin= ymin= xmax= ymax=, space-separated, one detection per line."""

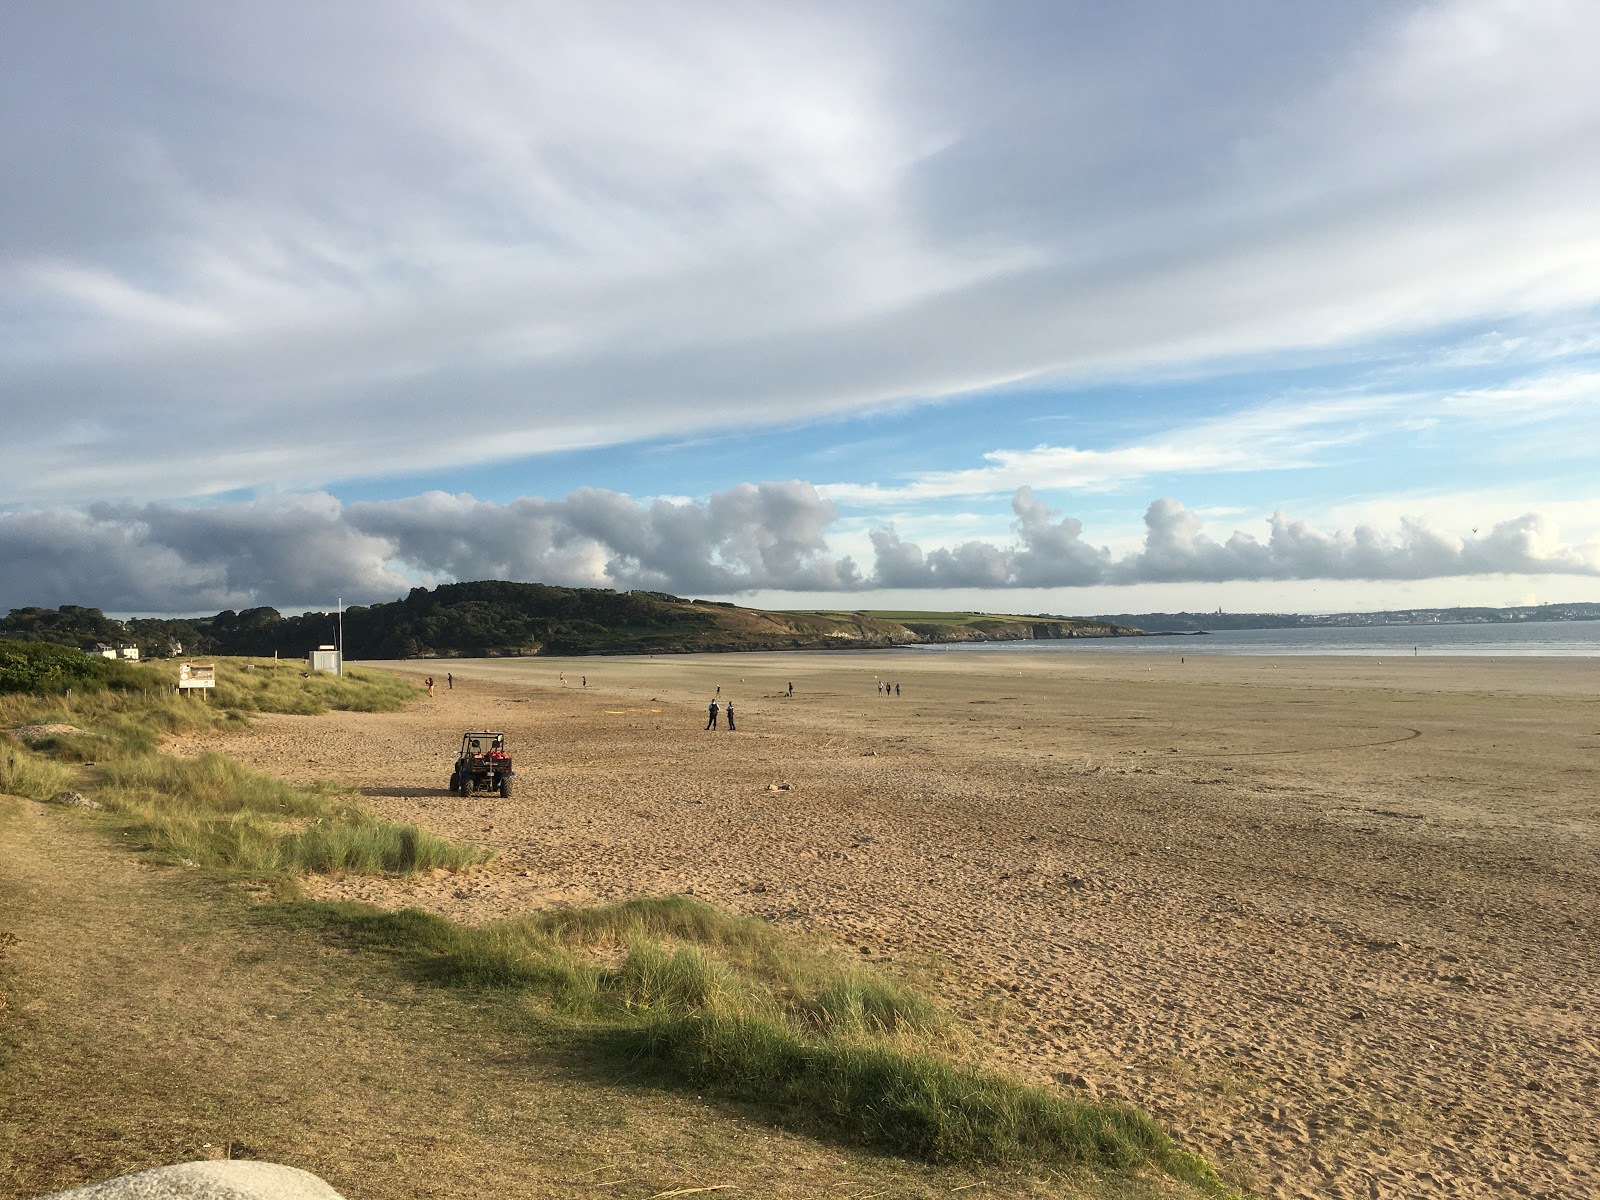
xmin=498 ymin=778 xmax=512 ymax=799
xmin=448 ymin=771 xmax=459 ymax=793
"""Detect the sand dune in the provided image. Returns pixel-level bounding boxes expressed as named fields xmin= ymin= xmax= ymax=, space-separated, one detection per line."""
xmin=193 ymin=651 xmax=1600 ymax=1199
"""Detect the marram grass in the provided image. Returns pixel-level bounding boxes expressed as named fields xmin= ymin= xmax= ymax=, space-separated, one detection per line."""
xmin=0 ymin=741 xmax=80 ymax=801
xmin=283 ymin=896 xmax=1234 ymax=1195
xmin=96 ymin=753 xmax=489 ymax=875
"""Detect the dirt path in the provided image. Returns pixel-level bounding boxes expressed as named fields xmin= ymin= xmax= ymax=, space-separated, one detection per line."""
xmin=184 ymin=652 xmax=1600 ymax=1200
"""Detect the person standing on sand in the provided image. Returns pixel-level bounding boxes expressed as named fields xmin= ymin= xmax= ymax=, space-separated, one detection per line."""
xmin=895 ymin=682 xmax=900 ymax=697
xmin=706 ymin=699 xmax=719 ymax=730
xmin=425 ymin=676 xmax=434 ymax=697
xmin=725 ymin=701 xmax=736 ymax=731
xmin=582 ymin=676 xmax=587 ymax=688
xmin=787 ymin=681 xmax=793 ymax=697
xmin=447 ymin=672 xmax=453 ymax=689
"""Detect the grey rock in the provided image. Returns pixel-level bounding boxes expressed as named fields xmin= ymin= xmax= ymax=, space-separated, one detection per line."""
xmin=49 ymin=791 xmax=102 ymax=810
xmin=37 ymin=1161 xmax=345 ymax=1200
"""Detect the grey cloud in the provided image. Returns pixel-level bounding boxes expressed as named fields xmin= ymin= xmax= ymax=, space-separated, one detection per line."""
xmin=1111 ymin=499 xmax=1600 ymax=585
xmin=1008 ymin=487 xmax=1111 ymax=585
xmin=0 ymin=482 xmax=857 ymax=612
xmin=864 ymin=494 xmax=1599 ymax=590
xmin=2 ymin=487 xmax=1594 ymax=614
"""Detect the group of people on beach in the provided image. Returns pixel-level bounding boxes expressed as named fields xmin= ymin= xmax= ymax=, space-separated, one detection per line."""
xmin=877 ymin=679 xmax=901 ymax=696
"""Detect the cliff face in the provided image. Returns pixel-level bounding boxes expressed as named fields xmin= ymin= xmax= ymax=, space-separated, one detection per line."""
xmin=900 ymin=619 xmax=1125 ymax=644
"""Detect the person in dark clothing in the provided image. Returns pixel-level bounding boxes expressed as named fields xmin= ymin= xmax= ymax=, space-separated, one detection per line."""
xmin=446 ymin=672 xmax=453 ymax=689
xmin=725 ymin=701 xmax=736 ymax=731
xmin=895 ymin=682 xmax=900 ymax=697
xmin=787 ymin=681 xmax=793 ymax=696
xmin=706 ymin=700 xmax=719 ymax=730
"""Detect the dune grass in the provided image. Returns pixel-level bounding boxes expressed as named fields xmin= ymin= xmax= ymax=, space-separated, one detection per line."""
xmin=0 ymin=740 xmax=81 ymax=801
xmin=3 ymin=673 xmax=487 ymax=880
xmin=91 ymin=749 xmax=489 ymax=876
xmin=278 ymin=896 xmax=1233 ymax=1194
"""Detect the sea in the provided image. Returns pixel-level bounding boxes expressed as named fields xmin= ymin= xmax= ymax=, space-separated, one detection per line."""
xmin=904 ymin=619 xmax=1600 ymax=658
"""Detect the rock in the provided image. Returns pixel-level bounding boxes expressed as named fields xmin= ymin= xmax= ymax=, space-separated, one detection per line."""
xmin=1057 ymin=1071 xmax=1100 ymax=1099
xmin=36 ymin=1160 xmax=346 ymax=1200
xmin=49 ymin=791 xmax=102 ymax=810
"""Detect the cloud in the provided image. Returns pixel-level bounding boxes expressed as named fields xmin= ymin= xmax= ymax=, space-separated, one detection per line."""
xmin=4 ymin=2 xmax=1600 ymax=505
xmin=0 ymin=482 xmax=858 ymax=611
xmin=3 ymin=485 xmax=1595 ymax=614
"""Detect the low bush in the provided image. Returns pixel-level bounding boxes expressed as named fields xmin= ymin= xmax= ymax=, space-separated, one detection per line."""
xmin=0 ymin=642 xmax=146 ymax=695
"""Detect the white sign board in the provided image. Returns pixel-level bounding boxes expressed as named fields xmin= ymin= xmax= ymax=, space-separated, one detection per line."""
xmin=178 ymin=662 xmax=216 ymax=689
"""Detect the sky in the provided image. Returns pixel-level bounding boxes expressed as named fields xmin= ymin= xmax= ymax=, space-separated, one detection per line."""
xmin=3 ymin=0 xmax=1599 ymax=618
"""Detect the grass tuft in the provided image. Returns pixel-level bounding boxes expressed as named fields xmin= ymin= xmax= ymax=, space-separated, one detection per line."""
xmin=276 ymin=896 xmax=1234 ymax=1195
xmin=0 ymin=741 xmax=81 ymax=800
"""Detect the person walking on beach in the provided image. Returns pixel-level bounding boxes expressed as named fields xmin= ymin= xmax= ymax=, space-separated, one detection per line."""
xmin=725 ymin=701 xmax=736 ymax=732
xmin=446 ymin=672 xmax=453 ymax=690
xmin=787 ymin=681 xmax=793 ymax=697
xmin=706 ymin=699 xmax=720 ymax=730
xmin=425 ymin=676 xmax=434 ymax=697
xmin=895 ymin=682 xmax=900 ymax=697
xmin=582 ymin=675 xmax=587 ymax=688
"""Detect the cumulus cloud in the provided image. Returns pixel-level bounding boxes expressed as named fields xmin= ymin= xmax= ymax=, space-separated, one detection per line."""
xmin=0 ymin=482 xmax=858 ymax=611
xmin=3 ymin=485 xmax=1595 ymax=614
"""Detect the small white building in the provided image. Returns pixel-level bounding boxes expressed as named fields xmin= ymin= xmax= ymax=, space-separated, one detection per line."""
xmin=91 ymin=643 xmax=140 ymax=662
xmin=309 ymin=645 xmax=342 ymax=674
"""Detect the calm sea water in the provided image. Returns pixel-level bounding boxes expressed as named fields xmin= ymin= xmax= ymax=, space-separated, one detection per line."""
xmin=905 ymin=619 xmax=1600 ymax=658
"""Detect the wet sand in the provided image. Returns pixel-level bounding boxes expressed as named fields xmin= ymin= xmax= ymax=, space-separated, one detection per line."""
xmin=197 ymin=651 xmax=1600 ymax=1199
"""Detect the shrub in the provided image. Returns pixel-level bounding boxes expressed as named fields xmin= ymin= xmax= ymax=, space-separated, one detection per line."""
xmin=0 ymin=642 xmax=145 ymax=695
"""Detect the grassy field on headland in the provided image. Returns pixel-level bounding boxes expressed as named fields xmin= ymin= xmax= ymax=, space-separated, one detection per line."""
xmin=2 ymin=655 xmax=1231 ymax=1199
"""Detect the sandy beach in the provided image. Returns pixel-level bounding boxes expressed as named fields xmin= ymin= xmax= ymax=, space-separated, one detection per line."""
xmin=191 ymin=650 xmax=1600 ymax=1199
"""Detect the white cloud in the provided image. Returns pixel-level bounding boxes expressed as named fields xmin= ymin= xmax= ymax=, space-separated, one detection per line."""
xmin=3 ymin=2 xmax=1600 ymax=506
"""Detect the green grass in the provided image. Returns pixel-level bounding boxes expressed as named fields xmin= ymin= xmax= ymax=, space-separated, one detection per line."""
xmin=0 ymin=740 xmax=80 ymax=801
xmin=275 ymin=896 xmax=1234 ymax=1194
xmin=3 ymin=675 xmax=486 ymax=881
xmin=93 ymin=750 xmax=490 ymax=877
xmin=136 ymin=657 xmax=420 ymax=715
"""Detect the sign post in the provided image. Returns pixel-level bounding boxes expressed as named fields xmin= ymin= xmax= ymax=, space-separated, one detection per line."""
xmin=177 ymin=662 xmax=216 ymax=698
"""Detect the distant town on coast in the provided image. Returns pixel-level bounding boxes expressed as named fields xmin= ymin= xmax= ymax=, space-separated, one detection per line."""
xmin=3 ymin=583 xmax=1597 ymax=662
xmin=1083 ymin=601 xmax=1600 ymax=633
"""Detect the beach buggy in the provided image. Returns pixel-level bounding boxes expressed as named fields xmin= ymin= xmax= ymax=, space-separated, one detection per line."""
xmin=450 ymin=731 xmax=514 ymax=797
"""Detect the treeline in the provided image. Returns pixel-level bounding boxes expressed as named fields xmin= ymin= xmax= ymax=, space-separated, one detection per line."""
xmin=1 ymin=582 xmax=724 ymax=660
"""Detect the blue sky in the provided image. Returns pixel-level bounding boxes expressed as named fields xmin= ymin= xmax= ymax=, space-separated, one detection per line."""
xmin=3 ymin=1 xmax=1598 ymax=616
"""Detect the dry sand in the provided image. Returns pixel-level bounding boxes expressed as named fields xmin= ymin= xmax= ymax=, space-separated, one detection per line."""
xmin=192 ymin=650 xmax=1600 ymax=1199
